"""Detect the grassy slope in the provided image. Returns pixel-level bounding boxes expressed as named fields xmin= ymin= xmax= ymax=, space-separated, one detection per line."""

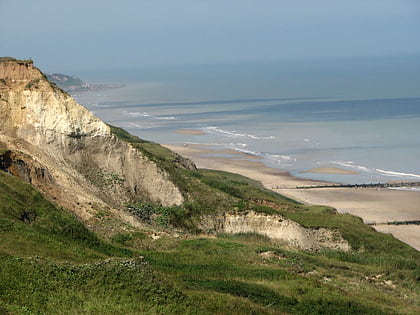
xmin=0 ymin=171 xmax=194 ymax=314
xmin=0 ymin=127 xmax=419 ymax=314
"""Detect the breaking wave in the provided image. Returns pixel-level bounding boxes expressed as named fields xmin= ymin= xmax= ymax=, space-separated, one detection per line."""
xmin=331 ymin=161 xmax=420 ymax=180
xmin=375 ymin=169 xmax=420 ymax=179
xmin=127 ymin=111 xmax=175 ymax=121
xmin=203 ymin=126 xmax=276 ymax=140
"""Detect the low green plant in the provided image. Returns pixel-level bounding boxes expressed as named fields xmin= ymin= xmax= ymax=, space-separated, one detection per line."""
xmin=1 ymin=124 xmax=419 ymax=314
xmin=0 ymin=171 xmax=130 ymax=262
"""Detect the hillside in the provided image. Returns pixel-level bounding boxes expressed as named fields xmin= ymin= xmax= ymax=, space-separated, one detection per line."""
xmin=0 ymin=57 xmax=419 ymax=314
xmin=45 ymin=73 xmax=86 ymax=92
xmin=45 ymin=72 xmax=124 ymax=93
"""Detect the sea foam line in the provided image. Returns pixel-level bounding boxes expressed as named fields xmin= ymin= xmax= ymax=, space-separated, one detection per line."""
xmin=228 ymin=145 xmax=293 ymax=163
xmin=128 ymin=112 xmax=150 ymax=117
xmin=375 ymin=169 xmax=420 ymax=179
xmin=331 ymin=161 xmax=420 ymax=180
xmin=203 ymin=126 xmax=276 ymax=140
xmin=128 ymin=111 xmax=176 ymax=121
xmin=129 ymin=122 xmax=156 ymax=129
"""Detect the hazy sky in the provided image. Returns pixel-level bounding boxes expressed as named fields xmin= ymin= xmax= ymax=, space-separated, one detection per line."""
xmin=1 ymin=0 xmax=419 ymax=72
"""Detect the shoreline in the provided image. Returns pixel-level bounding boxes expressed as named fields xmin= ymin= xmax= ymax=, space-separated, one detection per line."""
xmin=174 ymin=129 xmax=207 ymax=135
xmin=301 ymin=166 xmax=359 ymax=175
xmin=164 ymin=143 xmax=420 ymax=251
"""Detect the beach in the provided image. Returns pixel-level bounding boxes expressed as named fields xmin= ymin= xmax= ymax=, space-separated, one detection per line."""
xmin=164 ymin=141 xmax=420 ymax=251
xmin=73 ymin=70 xmax=420 ymax=252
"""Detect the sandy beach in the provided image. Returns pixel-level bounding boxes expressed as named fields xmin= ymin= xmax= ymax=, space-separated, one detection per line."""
xmin=301 ymin=166 xmax=359 ymax=175
xmin=174 ymin=129 xmax=207 ymax=135
xmin=164 ymin=143 xmax=420 ymax=251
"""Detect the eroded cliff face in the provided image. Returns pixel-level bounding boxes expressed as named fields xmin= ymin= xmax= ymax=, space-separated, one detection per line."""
xmin=200 ymin=211 xmax=350 ymax=251
xmin=0 ymin=58 xmax=183 ymax=222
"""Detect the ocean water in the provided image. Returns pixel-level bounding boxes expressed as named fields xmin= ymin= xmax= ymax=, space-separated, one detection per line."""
xmin=75 ymin=57 xmax=420 ymax=184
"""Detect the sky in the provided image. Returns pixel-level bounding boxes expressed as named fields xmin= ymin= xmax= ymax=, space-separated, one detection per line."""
xmin=1 ymin=0 xmax=420 ymax=72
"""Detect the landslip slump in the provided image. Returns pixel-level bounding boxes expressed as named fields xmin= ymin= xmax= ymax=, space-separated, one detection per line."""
xmin=0 ymin=58 xmax=183 ymax=216
xmin=200 ymin=211 xmax=350 ymax=251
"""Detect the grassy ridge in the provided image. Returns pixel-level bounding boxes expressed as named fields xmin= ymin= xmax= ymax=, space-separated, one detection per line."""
xmin=140 ymin=236 xmax=418 ymax=314
xmin=0 ymin=172 xmax=194 ymax=314
xmin=0 ymin=126 xmax=419 ymax=314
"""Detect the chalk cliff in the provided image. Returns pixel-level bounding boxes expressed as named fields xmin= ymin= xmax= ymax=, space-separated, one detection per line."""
xmin=0 ymin=58 xmax=184 ymax=222
xmin=199 ymin=211 xmax=350 ymax=251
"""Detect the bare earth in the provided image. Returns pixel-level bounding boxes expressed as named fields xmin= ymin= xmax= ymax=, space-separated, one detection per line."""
xmin=164 ymin=143 xmax=420 ymax=251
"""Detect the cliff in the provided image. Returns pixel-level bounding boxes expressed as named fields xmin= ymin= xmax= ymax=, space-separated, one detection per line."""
xmin=200 ymin=211 xmax=350 ymax=251
xmin=0 ymin=58 xmax=184 ymax=224
xmin=1 ymin=58 xmax=419 ymax=314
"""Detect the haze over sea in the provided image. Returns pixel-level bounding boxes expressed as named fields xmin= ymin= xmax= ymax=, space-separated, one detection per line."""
xmin=75 ymin=55 xmax=420 ymax=185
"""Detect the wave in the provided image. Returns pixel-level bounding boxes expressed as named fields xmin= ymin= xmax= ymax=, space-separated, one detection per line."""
xmin=229 ymin=142 xmax=248 ymax=148
xmin=266 ymin=153 xmax=292 ymax=161
xmin=200 ymin=142 xmax=293 ymax=165
xmin=375 ymin=169 xmax=420 ymax=179
xmin=155 ymin=116 xmax=175 ymax=120
xmin=128 ymin=112 xmax=150 ymax=117
xmin=227 ymin=145 xmax=293 ymax=164
xmin=129 ymin=122 xmax=156 ymax=129
xmin=203 ymin=126 xmax=276 ymax=140
xmin=331 ymin=161 xmax=420 ymax=180
xmin=331 ymin=161 xmax=371 ymax=172
xmin=128 ymin=112 xmax=175 ymax=120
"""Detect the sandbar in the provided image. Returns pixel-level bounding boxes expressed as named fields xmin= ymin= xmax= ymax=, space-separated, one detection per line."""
xmin=302 ymin=166 xmax=359 ymax=175
xmin=164 ymin=143 xmax=420 ymax=251
xmin=174 ymin=129 xmax=207 ymax=135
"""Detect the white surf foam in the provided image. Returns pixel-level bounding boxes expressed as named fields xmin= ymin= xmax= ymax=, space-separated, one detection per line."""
xmin=375 ymin=169 xmax=420 ymax=179
xmin=203 ymin=126 xmax=276 ymax=140
xmin=156 ymin=116 xmax=175 ymax=120
xmin=129 ymin=122 xmax=156 ymax=129
xmin=330 ymin=161 xmax=420 ymax=180
xmin=128 ymin=112 xmax=150 ymax=117
xmin=228 ymin=145 xmax=293 ymax=164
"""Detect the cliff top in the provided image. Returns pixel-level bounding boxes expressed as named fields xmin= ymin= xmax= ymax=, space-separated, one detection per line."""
xmin=0 ymin=57 xmax=41 ymax=81
xmin=0 ymin=57 xmax=34 ymax=64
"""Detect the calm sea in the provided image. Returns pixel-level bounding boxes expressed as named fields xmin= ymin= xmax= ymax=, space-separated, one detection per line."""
xmin=75 ymin=56 xmax=420 ymax=184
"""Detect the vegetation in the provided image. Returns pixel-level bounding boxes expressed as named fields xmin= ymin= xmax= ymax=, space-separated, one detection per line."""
xmin=0 ymin=57 xmax=33 ymax=64
xmin=24 ymin=79 xmax=41 ymax=90
xmin=1 ymin=126 xmax=419 ymax=314
xmin=0 ymin=171 xmax=130 ymax=262
xmin=126 ymin=203 xmax=184 ymax=227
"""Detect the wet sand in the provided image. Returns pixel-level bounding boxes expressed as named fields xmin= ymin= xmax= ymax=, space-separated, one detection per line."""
xmin=164 ymin=143 xmax=420 ymax=251
xmin=174 ymin=129 xmax=207 ymax=135
xmin=302 ymin=166 xmax=359 ymax=175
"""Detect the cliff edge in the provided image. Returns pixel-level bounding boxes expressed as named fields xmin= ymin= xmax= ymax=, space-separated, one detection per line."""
xmin=0 ymin=58 xmax=184 ymax=223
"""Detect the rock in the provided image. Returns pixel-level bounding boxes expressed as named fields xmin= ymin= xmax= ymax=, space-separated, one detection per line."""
xmin=199 ymin=211 xmax=351 ymax=251
xmin=0 ymin=58 xmax=184 ymax=224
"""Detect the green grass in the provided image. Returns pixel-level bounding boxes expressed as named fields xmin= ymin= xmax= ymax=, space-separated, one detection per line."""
xmin=198 ymin=169 xmax=299 ymax=205
xmin=0 ymin=171 xmax=130 ymax=262
xmin=1 ymin=125 xmax=419 ymax=314
xmin=141 ymin=237 xmax=418 ymax=314
xmin=0 ymin=254 xmax=193 ymax=315
xmin=1 ymin=167 xmax=419 ymax=314
xmin=110 ymin=125 xmax=243 ymax=228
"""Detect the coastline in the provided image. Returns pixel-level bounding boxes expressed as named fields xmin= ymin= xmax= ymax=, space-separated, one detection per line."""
xmin=164 ymin=142 xmax=420 ymax=251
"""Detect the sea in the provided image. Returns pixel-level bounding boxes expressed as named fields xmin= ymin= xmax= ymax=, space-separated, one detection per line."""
xmin=74 ymin=55 xmax=420 ymax=185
